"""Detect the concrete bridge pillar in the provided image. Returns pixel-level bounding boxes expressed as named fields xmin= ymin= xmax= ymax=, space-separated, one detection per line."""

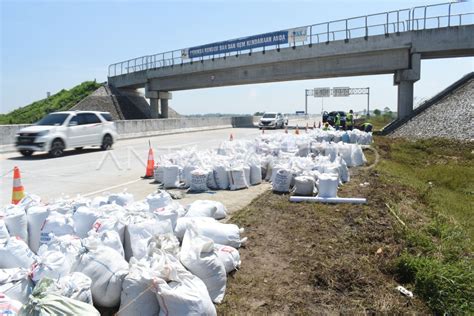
xmin=394 ymin=53 xmax=421 ymax=120
xmin=149 ymin=98 xmax=160 ymax=118
xmin=158 ymin=92 xmax=172 ymax=119
xmin=145 ymin=84 xmax=172 ymax=118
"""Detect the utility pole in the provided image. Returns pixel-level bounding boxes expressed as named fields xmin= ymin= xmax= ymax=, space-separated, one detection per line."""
xmin=366 ymin=87 xmax=370 ymax=117
xmin=305 ymin=89 xmax=310 ymax=115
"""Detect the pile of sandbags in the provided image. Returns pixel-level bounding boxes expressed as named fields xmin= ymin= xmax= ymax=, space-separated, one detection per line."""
xmin=150 ymin=131 xmax=367 ymax=198
xmin=0 ymin=191 xmax=245 ymax=314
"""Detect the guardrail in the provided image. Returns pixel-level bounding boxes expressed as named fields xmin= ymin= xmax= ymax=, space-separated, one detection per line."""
xmin=108 ymin=2 xmax=473 ymax=77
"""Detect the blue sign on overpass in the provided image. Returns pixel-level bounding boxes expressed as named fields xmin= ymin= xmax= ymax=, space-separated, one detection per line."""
xmin=182 ymin=28 xmax=307 ymax=59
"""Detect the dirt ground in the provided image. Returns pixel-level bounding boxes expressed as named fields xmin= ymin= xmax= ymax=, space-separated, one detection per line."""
xmin=218 ymin=153 xmax=429 ymax=314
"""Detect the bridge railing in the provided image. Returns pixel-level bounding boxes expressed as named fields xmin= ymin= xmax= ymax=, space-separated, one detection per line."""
xmin=108 ymin=2 xmax=473 ymax=78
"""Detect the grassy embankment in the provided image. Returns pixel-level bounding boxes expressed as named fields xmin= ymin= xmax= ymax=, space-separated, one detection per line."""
xmin=0 ymin=81 xmax=101 ymax=125
xmin=376 ymin=137 xmax=473 ymax=313
xmin=219 ymin=137 xmax=473 ymax=314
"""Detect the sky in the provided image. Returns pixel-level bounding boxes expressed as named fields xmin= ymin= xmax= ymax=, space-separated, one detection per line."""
xmin=1 ymin=0 xmax=473 ymax=115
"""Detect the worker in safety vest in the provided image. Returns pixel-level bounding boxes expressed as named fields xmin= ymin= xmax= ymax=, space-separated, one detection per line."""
xmin=335 ymin=112 xmax=341 ymax=131
xmin=346 ymin=110 xmax=354 ymax=131
xmin=362 ymin=122 xmax=373 ymax=132
xmin=322 ymin=122 xmax=330 ymax=131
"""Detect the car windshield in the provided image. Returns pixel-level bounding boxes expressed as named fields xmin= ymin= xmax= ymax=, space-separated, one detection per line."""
xmin=35 ymin=113 xmax=69 ymax=126
xmin=263 ymin=113 xmax=276 ymax=118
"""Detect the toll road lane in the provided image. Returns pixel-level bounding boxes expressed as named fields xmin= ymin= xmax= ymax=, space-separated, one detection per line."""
xmin=0 ymin=117 xmax=320 ymax=205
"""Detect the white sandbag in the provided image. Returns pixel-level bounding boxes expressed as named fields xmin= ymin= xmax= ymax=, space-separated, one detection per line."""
xmin=86 ymin=230 xmax=124 ymax=258
xmin=57 ymin=272 xmax=93 ymax=304
xmin=174 ymin=217 xmax=217 ymax=240
xmin=213 ymin=165 xmax=229 ymax=190
xmin=17 ymin=194 xmax=42 ymax=210
xmin=243 ymin=165 xmax=251 ymax=187
xmin=148 ymin=249 xmax=189 ymax=282
xmin=92 ymin=214 xmax=126 ymax=245
xmin=152 ymin=203 xmax=180 ymax=231
xmin=154 ymin=274 xmax=216 ymax=316
xmin=127 ymin=201 xmax=150 ymax=213
xmin=0 ymin=268 xmax=33 ymax=305
xmin=249 ymin=163 xmax=262 ymax=185
xmin=90 ymin=196 xmax=108 ymax=208
xmin=228 ymin=168 xmax=248 ymax=191
xmin=189 ymin=169 xmax=209 ymax=192
xmin=0 ymin=238 xmax=37 ymax=269
xmin=272 ymin=169 xmax=292 ymax=193
xmin=336 ymin=156 xmax=350 ymax=183
xmin=194 ymin=221 xmax=246 ymax=248
xmin=126 ymin=219 xmax=174 ymax=260
xmin=37 ymin=234 xmax=82 ymax=268
xmin=180 ymin=225 xmax=226 ymax=303
xmin=0 ymin=293 xmax=22 ymax=316
xmin=185 ymin=200 xmax=227 ymax=220
xmin=317 ymin=174 xmax=339 ymax=198
xmin=26 ymin=205 xmax=49 ymax=253
xmin=154 ymin=165 xmax=164 ymax=183
xmin=214 ymin=244 xmax=241 ymax=274
xmin=325 ymin=143 xmax=337 ymax=162
xmin=0 ymin=219 xmax=10 ymax=242
xmin=39 ymin=212 xmax=74 ymax=246
xmin=338 ymin=144 xmax=354 ymax=167
xmin=163 ymin=165 xmax=180 ymax=189
xmin=73 ymin=206 xmax=102 ymax=238
xmin=206 ymin=169 xmax=219 ymax=190
xmin=147 ymin=191 xmax=173 ymax=211
xmin=351 ymin=145 xmax=366 ymax=166
xmin=107 ymin=192 xmax=134 ymax=207
xmin=182 ymin=165 xmax=197 ymax=188
xmin=4 ymin=206 xmax=28 ymax=242
xmin=117 ymin=258 xmax=160 ymax=316
xmin=19 ymin=278 xmax=100 ymax=315
xmin=147 ymin=233 xmax=180 ymax=257
xmin=31 ymin=250 xmax=71 ymax=283
xmin=72 ymin=240 xmax=128 ymax=308
xmin=293 ymin=176 xmax=316 ymax=196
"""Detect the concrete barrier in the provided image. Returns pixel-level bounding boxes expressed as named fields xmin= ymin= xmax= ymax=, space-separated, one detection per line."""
xmin=0 ymin=124 xmax=30 ymax=146
xmin=0 ymin=116 xmax=257 ymax=147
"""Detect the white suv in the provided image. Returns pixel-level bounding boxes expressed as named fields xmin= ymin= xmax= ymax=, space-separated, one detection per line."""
xmin=15 ymin=111 xmax=118 ymax=157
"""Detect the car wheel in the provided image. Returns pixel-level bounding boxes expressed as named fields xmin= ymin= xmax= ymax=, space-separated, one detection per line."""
xmin=75 ymin=147 xmax=83 ymax=151
xmin=101 ymin=134 xmax=113 ymax=150
xmin=49 ymin=139 xmax=65 ymax=158
xmin=20 ymin=150 xmax=34 ymax=157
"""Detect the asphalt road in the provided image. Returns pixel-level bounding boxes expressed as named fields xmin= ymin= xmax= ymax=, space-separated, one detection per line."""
xmin=0 ymin=117 xmax=319 ymax=206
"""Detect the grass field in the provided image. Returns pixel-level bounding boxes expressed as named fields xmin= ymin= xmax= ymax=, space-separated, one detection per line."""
xmin=219 ymin=136 xmax=473 ymax=314
xmin=375 ymin=137 xmax=473 ymax=313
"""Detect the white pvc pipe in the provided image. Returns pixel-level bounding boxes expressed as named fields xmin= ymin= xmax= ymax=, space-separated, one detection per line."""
xmin=289 ymin=196 xmax=367 ymax=204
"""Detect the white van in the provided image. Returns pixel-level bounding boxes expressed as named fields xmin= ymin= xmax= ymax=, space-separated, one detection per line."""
xmin=15 ymin=111 xmax=118 ymax=157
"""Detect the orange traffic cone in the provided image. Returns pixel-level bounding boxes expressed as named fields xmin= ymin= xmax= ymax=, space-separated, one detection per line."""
xmin=295 ymin=125 xmax=300 ymax=135
xmin=229 ymin=133 xmax=234 ymax=141
xmin=11 ymin=166 xmax=25 ymax=205
xmin=144 ymin=147 xmax=155 ymax=178
xmin=284 ymin=126 xmax=288 ymax=134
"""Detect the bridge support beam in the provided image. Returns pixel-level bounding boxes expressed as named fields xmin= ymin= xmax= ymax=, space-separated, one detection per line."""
xmin=394 ymin=54 xmax=421 ymax=120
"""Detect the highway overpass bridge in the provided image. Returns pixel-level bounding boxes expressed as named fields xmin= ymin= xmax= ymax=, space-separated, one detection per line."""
xmin=108 ymin=2 xmax=474 ymax=119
